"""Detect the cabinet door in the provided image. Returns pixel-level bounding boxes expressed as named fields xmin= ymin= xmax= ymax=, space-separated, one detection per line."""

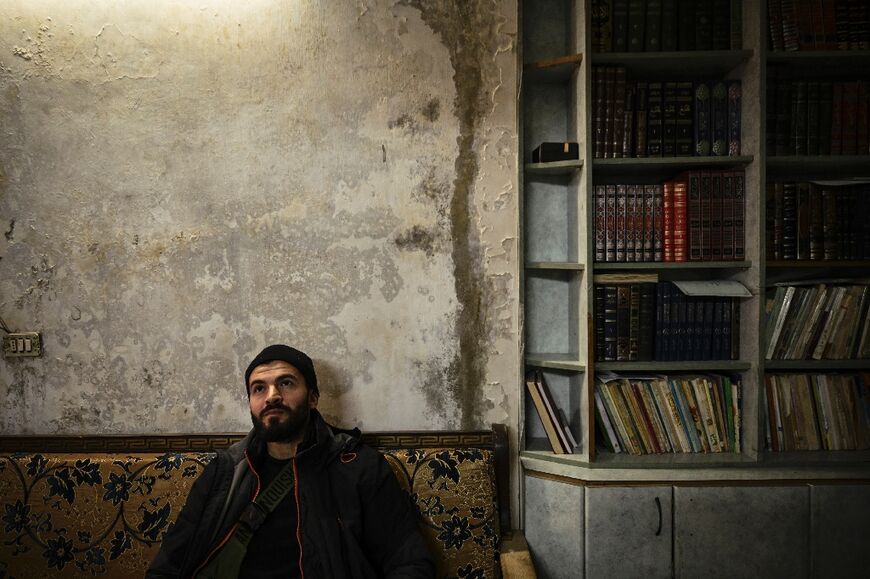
xmin=585 ymin=486 xmax=673 ymax=579
xmin=674 ymin=485 xmax=810 ymax=579
xmin=811 ymin=484 xmax=870 ymax=579
xmin=524 ymin=473 xmax=584 ymax=579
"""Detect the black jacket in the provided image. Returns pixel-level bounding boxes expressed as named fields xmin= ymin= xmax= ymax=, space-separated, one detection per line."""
xmin=146 ymin=410 xmax=435 ymax=578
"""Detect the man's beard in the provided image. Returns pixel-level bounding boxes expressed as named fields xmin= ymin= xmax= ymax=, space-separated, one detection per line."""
xmin=251 ymin=401 xmax=311 ymax=443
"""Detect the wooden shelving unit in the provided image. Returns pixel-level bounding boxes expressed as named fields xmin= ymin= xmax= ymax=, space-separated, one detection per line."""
xmin=520 ymin=1 xmax=868 ymax=471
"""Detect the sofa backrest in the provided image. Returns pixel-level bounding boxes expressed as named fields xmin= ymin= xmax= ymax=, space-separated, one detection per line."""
xmin=0 ymin=428 xmax=509 ymax=579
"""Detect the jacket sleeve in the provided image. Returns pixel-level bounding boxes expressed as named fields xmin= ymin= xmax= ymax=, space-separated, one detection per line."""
xmin=145 ymin=456 xmax=221 ymax=579
xmin=362 ymin=453 xmax=436 ymax=579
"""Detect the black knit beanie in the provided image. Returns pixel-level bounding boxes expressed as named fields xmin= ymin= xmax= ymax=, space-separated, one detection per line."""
xmin=244 ymin=344 xmax=318 ymax=396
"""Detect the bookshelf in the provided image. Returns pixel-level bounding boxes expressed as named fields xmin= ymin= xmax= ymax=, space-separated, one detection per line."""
xmin=521 ymin=1 xmax=870 ymax=471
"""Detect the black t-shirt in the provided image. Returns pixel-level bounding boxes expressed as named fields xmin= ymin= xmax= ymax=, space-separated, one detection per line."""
xmin=238 ymin=455 xmax=301 ymax=579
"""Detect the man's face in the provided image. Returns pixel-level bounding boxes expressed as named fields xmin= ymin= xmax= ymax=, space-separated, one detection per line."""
xmin=248 ymin=360 xmax=319 ymax=443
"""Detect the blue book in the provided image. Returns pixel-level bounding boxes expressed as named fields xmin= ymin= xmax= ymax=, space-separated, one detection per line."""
xmin=693 ymin=82 xmax=711 ymax=156
xmin=670 ymin=378 xmax=701 ymax=452
xmin=711 ymin=81 xmax=728 ymax=156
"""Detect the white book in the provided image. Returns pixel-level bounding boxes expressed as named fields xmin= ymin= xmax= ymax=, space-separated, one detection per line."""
xmin=767 ymin=286 xmax=796 ymax=359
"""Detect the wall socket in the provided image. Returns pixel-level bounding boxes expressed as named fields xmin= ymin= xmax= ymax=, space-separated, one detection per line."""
xmin=2 ymin=332 xmax=42 ymax=357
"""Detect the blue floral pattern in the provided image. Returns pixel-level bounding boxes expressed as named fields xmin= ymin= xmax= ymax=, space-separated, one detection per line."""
xmin=0 ymin=452 xmax=212 ymax=577
xmin=383 ymin=448 xmax=500 ymax=579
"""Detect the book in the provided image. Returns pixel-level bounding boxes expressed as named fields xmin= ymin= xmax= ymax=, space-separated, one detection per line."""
xmin=662 ymin=82 xmax=678 ymax=156
xmin=612 ymin=0 xmax=630 ymax=52
xmin=694 ymin=82 xmax=711 ymax=156
xmin=628 ymin=0 xmax=646 ymax=52
xmin=648 ymin=82 xmax=664 ymax=156
xmin=645 ymin=0 xmax=663 ymax=51
xmin=727 ymin=80 xmax=741 ymax=156
xmin=675 ymin=81 xmax=694 ymax=156
xmin=526 ymin=374 xmax=567 ymax=454
xmin=635 ymin=81 xmax=649 ymax=157
xmin=711 ymin=81 xmax=728 ymax=156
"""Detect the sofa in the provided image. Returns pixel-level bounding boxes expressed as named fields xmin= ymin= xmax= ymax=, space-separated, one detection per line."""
xmin=0 ymin=426 xmax=535 ymax=578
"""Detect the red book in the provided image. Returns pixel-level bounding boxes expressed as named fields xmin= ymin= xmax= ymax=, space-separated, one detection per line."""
xmin=663 ymin=181 xmax=675 ymax=262
xmin=796 ymin=0 xmax=814 ymax=49
xmin=643 ymin=184 xmax=655 ymax=262
xmin=653 ymin=185 xmax=664 ymax=262
xmin=616 ymin=184 xmax=627 ymax=262
xmin=819 ymin=0 xmax=839 ymax=50
xmin=626 ymin=185 xmax=638 ymax=262
xmin=632 ymin=185 xmax=644 ymax=262
xmin=831 ymin=82 xmax=843 ymax=155
xmin=673 ymin=181 xmax=688 ymax=262
xmin=700 ymin=171 xmax=713 ymax=261
xmin=733 ymin=171 xmax=746 ymax=260
xmin=710 ymin=172 xmax=723 ymax=261
xmin=687 ymin=171 xmax=703 ymax=261
xmin=605 ymin=184 xmax=617 ymax=261
xmin=721 ymin=174 xmax=735 ymax=260
xmin=595 ymin=185 xmax=606 ymax=262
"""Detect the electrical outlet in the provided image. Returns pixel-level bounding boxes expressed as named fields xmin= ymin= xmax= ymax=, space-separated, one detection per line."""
xmin=2 ymin=332 xmax=42 ymax=357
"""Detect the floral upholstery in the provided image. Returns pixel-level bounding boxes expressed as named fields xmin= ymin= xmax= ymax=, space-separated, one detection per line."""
xmin=0 ymin=447 xmax=500 ymax=579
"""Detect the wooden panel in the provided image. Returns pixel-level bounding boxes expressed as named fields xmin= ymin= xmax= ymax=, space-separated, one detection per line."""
xmin=810 ymin=484 xmax=870 ymax=579
xmin=675 ymin=486 xmax=810 ymax=579
xmin=585 ymin=486 xmax=672 ymax=579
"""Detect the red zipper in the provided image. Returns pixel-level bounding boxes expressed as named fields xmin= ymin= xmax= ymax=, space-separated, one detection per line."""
xmin=191 ymin=450 xmax=262 ymax=578
xmin=293 ymin=458 xmax=305 ymax=579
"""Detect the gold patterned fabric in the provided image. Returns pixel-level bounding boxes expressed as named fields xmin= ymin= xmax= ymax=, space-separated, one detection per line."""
xmin=0 ymin=448 xmax=500 ymax=579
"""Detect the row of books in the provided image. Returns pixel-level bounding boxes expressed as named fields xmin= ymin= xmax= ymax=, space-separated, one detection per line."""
xmin=593 ymin=68 xmax=741 ymax=159
xmin=595 ymin=374 xmax=742 ymax=455
xmin=594 ymin=172 xmax=746 ymax=263
xmin=594 ymin=279 xmax=740 ymax=362
xmin=764 ymin=373 xmax=870 ymax=452
xmin=591 ymin=0 xmax=743 ymax=53
xmin=766 ymin=77 xmax=870 ymax=156
xmin=764 ymin=283 xmax=870 ymax=360
xmin=768 ymin=0 xmax=870 ymax=52
xmin=766 ymin=182 xmax=870 ymax=261
xmin=525 ymin=371 xmax=578 ymax=454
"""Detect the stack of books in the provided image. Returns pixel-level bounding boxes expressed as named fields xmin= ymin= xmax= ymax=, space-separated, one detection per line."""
xmin=767 ymin=0 xmax=870 ymax=51
xmin=595 ymin=373 xmax=742 ymax=455
xmin=766 ymin=182 xmax=870 ymax=261
xmin=591 ymin=0 xmax=743 ymax=53
xmin=525 ymin=371 xmax=578 ymax=454
xmin=766 ymin=75 xmax=870 ymax=156
xmin=592 ymin=67 xmax=742 ymax=158
xmin=594 ymin=278 xmax=740 ymax=362
xmin=764 ymin=373 xmax=870 ymax=451
xmin=764 ymin=283 xmax=870 ymax=360
xmin=594 ymin=172 xmax=746 ymax=263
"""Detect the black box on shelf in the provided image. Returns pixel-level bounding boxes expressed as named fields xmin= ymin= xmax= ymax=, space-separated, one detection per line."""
xmin=531 ymin=142 xmax=580 ymax=163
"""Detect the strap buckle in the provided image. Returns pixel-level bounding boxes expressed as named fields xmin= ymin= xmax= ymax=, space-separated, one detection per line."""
xmin=237 ymin=501 xmax=269 ymax=532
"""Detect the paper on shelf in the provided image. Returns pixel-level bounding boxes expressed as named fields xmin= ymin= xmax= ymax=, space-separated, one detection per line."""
xmin=672 ymin=280 xmax=751 ymax=298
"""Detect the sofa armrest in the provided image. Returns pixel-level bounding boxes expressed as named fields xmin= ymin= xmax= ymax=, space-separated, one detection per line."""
xmin=500 ymin=531 xmax=537 ymax=579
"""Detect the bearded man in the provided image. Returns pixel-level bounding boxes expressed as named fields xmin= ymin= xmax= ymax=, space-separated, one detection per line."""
xmin=147 ymin=344 xmax=434 ymax=578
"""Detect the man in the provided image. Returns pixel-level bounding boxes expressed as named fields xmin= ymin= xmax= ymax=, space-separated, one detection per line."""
xmin=147 ymin=344 xmax=435 ymax=578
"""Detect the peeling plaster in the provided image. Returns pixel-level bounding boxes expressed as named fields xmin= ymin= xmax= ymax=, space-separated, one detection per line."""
xmin=0 ymin=0 xmax=518 ymax=437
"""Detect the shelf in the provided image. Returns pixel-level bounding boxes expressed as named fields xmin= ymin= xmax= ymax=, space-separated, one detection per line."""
xmin=760 ymin=450 xmax=870 ymax=466
xmin=767 ymin=51 xmax=870 ymax=78
xmin=764 ymin=360 xmax=870 ymax=371
xmin=525 ymin=159 xmax=584 ymax=175
xmin=592 ymin=155 xmax=754 ymax=177
xmin=595 ymin=361 xmax=752 ymax=372
xmin=595 ymin=261 xmax=751 ymax=271
xmin=523 ymin=53 xmax=583 ymax=83
xmin=766 ymin=260 xmax=870 ymax=269
xmin=525 ymin=353 xmax=585 ymax=372
xmin=766 ymin=156 xmax=870 ymax=180
xmin=526 ymin=261 xmax=585 ymax=271
xmin=591 ymin=50 xmax=754 ymax=78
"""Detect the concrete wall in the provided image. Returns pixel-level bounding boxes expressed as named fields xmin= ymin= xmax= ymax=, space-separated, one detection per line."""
xmin=0 ymin=1 xmax=519 ymax=438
